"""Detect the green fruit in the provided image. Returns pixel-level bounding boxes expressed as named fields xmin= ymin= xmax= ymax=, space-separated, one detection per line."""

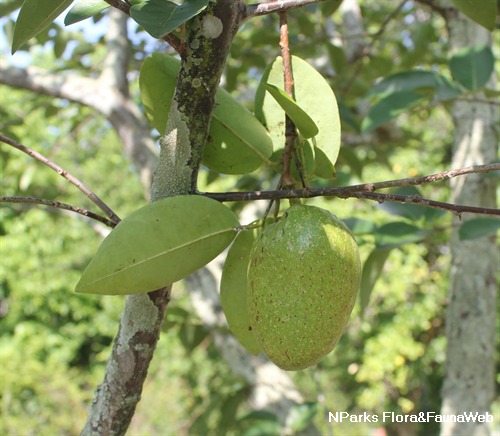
xmin=220 ymin=229 xmax=261 ymax=355
xmin=247 ymin=205 xmax=360 ymax=370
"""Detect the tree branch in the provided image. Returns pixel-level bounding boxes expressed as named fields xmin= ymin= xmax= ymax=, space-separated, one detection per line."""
xmin=82 ymin=2 xmax=246 ymax=433
xmin=202 ymin=163 xmax=500 ymax=216
xmin=100 ymin=8 xmax=130 ymax=96
xmin=1 ymin=134 xmax=121 ymax=224
xmin=0 ymin=196 xmax=117 ymax=228
xmin=0 ymin=64 xmax=159 ymax=195
xmin=244 ymin=0 xmax=328 ymax=19
xmin=338 ymin=191 xmax=500 ymax=217
xmin=279 ymin=11 xmax=300 ymax=189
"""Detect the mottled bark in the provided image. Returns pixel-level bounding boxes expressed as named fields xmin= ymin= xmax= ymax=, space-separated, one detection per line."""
xmin=82 ymin=2 xmax=245 ymax=433
xmin=438 ymin=2 xmax=498 ymax=435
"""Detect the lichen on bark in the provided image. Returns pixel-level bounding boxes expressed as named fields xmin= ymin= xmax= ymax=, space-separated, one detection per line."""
xmin=82 ymin=2 xmax=246 ymax=434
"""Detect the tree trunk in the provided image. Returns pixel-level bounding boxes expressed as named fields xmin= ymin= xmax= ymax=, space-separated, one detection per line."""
xmin=438 ymin=3 xmax=498 ymax=435
xmin=82 ymin=2 xmax=245 ymax=433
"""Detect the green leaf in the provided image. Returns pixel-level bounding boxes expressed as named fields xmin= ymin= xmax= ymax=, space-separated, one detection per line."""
xmin=269 ymin=140 xmax=316 ymax=181
xmin=130 ymin=0 xmax=209 ymax=38
xmin=451 ymin=0 xmax=497 ymax=31
xmin=205 ymin=88 xmax=274 ymax=174
xmin=179 ymin=322 xmax=208 ymax=351
xmin=76 ymin=195 xmax=239 ymax=295
xmin=12 ymin=0 xmax=74 ymax=53
xmin=220 ymin=228 xmax=261 ymax=355
xmin=255 ymin=55 xmax=341 ymax=179
xmin=360 ymin=247 xmax=392 ymax=314
xmin=64 ymin=0 xmax=109 ymax=25
xmin=343 ymin=217 xmax=377 ymax=235
xmin=338 ymin=146 xmax=363 ymax=178
xmin=321 ymin=0 xmax=343 ymax=16
xmin=139 ymin=53 xmax=273 ymax=174
xmin=449 ymin=45 xmax=494 ymax=90
xmin=368 ymin=70 xmax=461 ymax=102
xmin=139 ymin=53 xmax=178 ymax=134
xmin=375 ymin=222 xmax=428 ymax=248
xmin=239 ymin=411 xmax=281 ymax=436
xmin=218 ymin=389 xmax=248 ymax=434
xmin=459 ymin=218 xmax=500 ymax=241
xmin=264 ymin=84 xmax=319 ymax=139
xmin=361 ymin=91 xmax=425 ymax=132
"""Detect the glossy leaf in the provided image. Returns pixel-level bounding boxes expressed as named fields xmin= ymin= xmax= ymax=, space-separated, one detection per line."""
xmin=375 ymin=222 xmax=428 ymax=249
xmin=139 ymin=53 xmax=178 ymax=134
xmin=220 ymin=228 xmax=261 ymax=355
xmin=449 ymin=46 xmax=494 ymax=90
xmin=64 ymin=0 xmax=109 ymax=25
xmin=451 ymin=0 xmax=496 ymax=31
xmin=130 ymin=0 xmax=209 ymax=38
xmin=360 ymin=248 xmax=392 ymax=314
xmin=76 ymin=195 xmax=239 ymax=295
xmin=459 ymin=218 xmax=500 ymax=241
xmin=204 ymin=87 xmax=274 ymax=174
xmin=362 ymin=91 xmax=425 ymax=132
xmin=255 ymin=55 xmax=341 ymax=179
xmin=12 ymin=0 xmax=74 ymax=53
xmin=139 ymin=53 xmax=273 ymax=174
xmin=264 ymin=84 xmax=319 ymax=139
xmin=368 ymin=70 xmax=461 ymax=102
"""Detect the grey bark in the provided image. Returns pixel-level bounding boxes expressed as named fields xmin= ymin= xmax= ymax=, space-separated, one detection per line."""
xmin=438 ymin=3 xmax=498 ymax=435
xmin=339 ymin=0 xmax=366 ymax=62
xmin=82 ymin=2 xmax=245 ymax=433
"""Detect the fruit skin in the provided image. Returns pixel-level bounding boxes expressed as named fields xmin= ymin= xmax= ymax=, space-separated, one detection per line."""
xmin=247 ymin=205 xmax=360 ymax=370
xmin=220 ymin=229 xmax=262 ymax=355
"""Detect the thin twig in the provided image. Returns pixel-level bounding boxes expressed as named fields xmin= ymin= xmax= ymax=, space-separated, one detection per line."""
xmin=102 ymin=0 xmax=183 ymax=54
xmin=0 ymin=134 xmax=121 ymax=225
xmin=204 ymin=190 xmax=500 ymax=217
xmin=244 ymin=0 xmax=328 ymax=20
xmin=202 ymin=163 xmax=500 ymax=216
xmin=338 ymin=191 xmax=500 ymax=218
xmin=342 ymin=163 xmax=500 ymax=192
xmin=279 ymin=11 xmax=299 ymax=189
xmin=1 ymin=196 xmax=117 ymax=228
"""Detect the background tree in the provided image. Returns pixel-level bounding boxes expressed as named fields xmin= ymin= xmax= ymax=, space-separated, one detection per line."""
xmin=0 ymin=0 xmax=498 ymax=435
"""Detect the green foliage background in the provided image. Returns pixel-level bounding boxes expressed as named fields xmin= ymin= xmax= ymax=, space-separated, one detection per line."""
xmin=1 ymin=1 xmax=498 ymax=434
